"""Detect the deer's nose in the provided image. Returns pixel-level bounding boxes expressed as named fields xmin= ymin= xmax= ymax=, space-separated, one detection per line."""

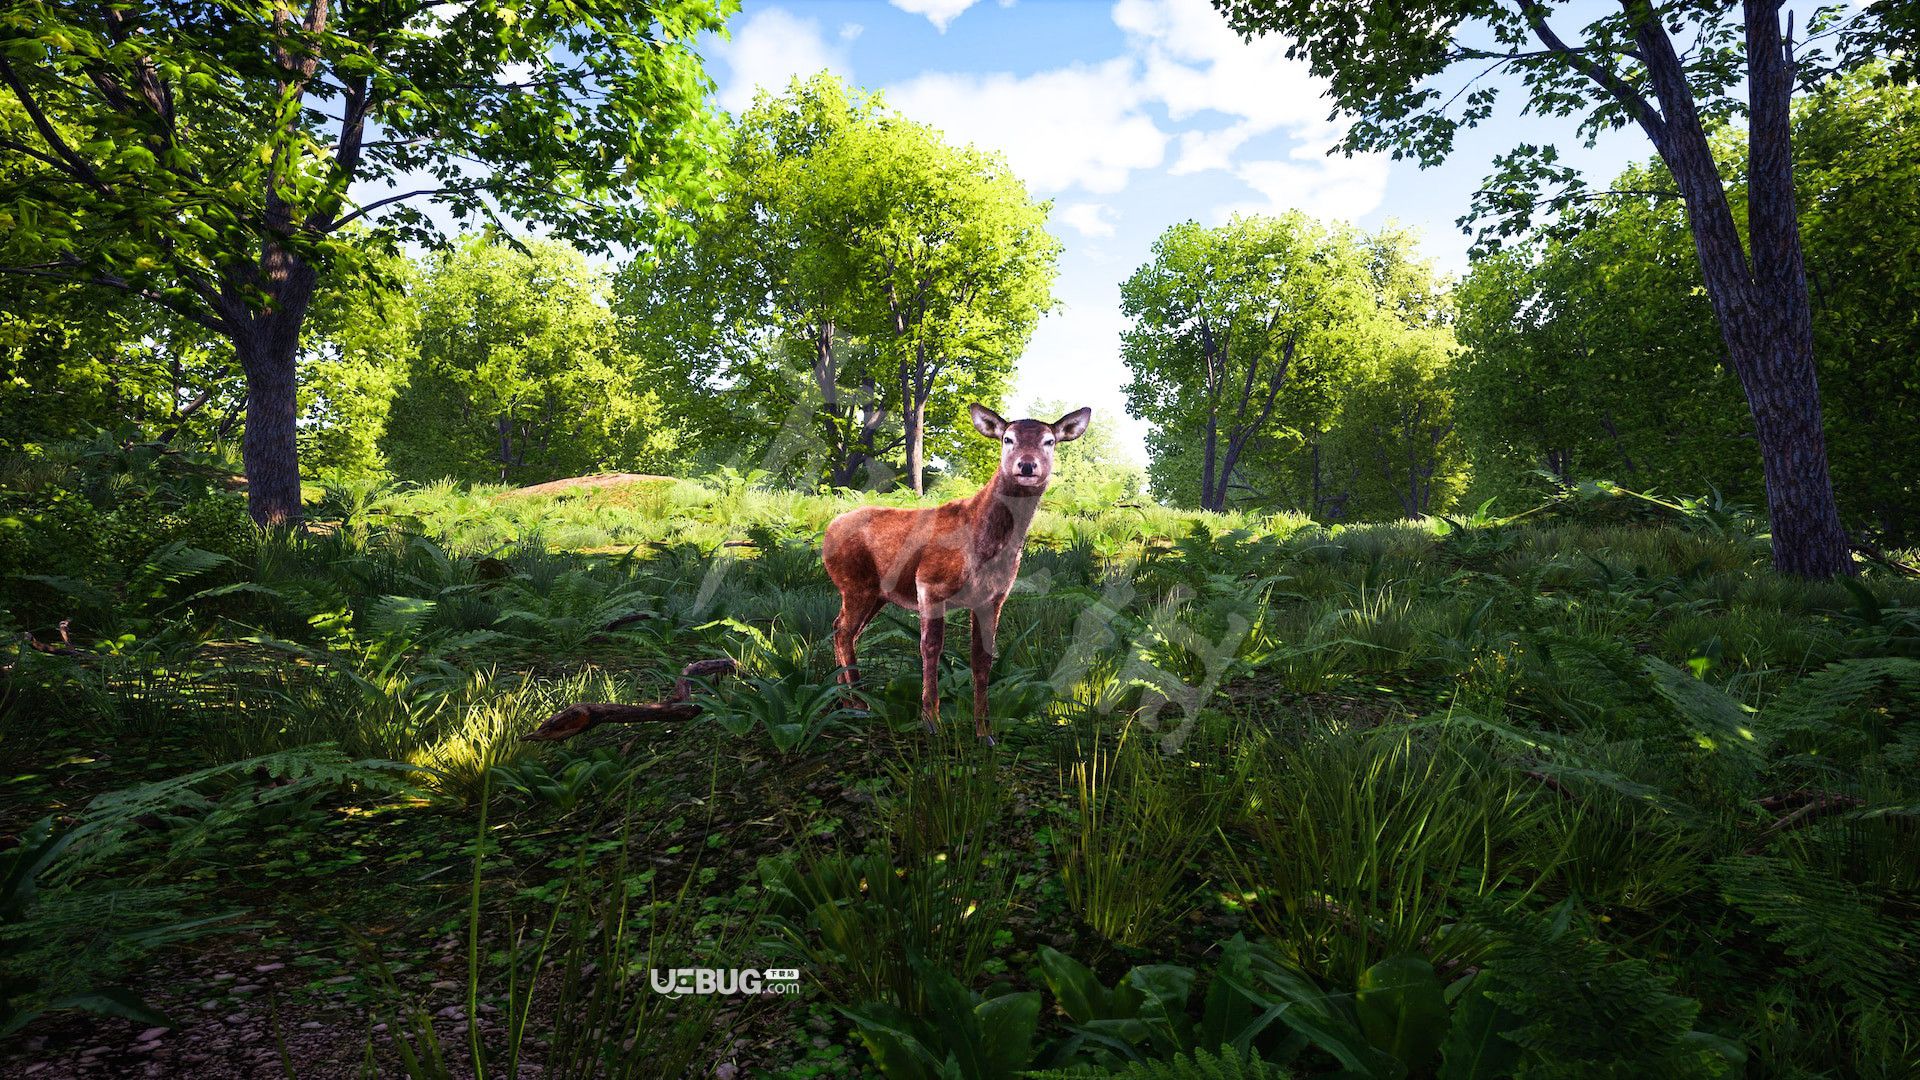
xmin=1016 ymin=459 xmax=1038 ymax=476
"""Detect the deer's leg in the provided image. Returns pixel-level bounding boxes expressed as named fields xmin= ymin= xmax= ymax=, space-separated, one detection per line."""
xmin=919 ymin=601 xmax=945 ymax=733
xmin=971 ymin=596 xmax=1005 ymax=744
xmin=833 ymin=589 xmax=884 ymax=706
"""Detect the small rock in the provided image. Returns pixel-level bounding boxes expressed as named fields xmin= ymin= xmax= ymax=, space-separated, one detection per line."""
xmin=324 ymin=975 xmax=354 ymax=985
xmin=23 ymin=1063 xmax=48 ymax=1075
xmin=86 ymin=1045 xmax=112 ymax=1055
xmin=232 ymin=983 xmax=263 ymax=994
xmin=225 ymin=1013 xmax=248 ymax=1025
xmin=137 ymin=1026 xmax=170 ymax=1042
xmin=300 ymin=1021 xmax=323 ymax=1030
xmin=716 ymin=1064 xmax=740 ymax=1080
xmin=372 ymin=1023 xmax=388 ymax=1034
xmin=812 ymin=1036 xmax=831 ymax=1050
xmin=212 ymin=973 xmax=236 ymax=982
xmin=431 ymin=979 xmax=459 ymax=990
xmin=201 ymin=1000 xmax=220 ymax=1010
xmin=253 ymin=962 xmax=285 ymax=974
xmin=435 ymin=1005 xmax=465 ymax=1020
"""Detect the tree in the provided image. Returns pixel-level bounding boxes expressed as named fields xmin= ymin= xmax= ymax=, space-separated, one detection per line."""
xmin=619 ymin=76 xmax=905 ymax=488
xmin=0 ymin=0 xmax=734 ymax=525
xmin=384 ymin=237 xmax=677 ymax=485
xmin=1212 ymin=0 xmax=1912 ymax=576
xmin=1120 ymin=214 xmax=1367 ymax=512
xmin=297 ymin=243 xmax=416 ymax=480
xmin=806 ymin=115 xmax=1058 ymax=495
xmin=1325 ymin=332 xmax=1468 ymax=519
xmin=621 ymin=75 xmax=1059 ymax=494
xmin=0 ymin=275 xmax=234 ymax=450
xmin=1456 ymin=70 xmax=1920 ymax=544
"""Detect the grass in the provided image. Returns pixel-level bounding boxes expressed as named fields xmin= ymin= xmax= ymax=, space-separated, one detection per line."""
xmin=3 ymin=456 xmax=1920 ymax=1076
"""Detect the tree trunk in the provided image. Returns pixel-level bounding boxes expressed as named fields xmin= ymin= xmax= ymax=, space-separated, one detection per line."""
xmin=904 ymin=398 xmax=926 ymax=496
xmin=1620 ymin=2 xmax=1854 ymax=577
xmin=231 ymin=315 xmax=306 ymax=529
xmin=1200 ymin=413 xmax=1221 ymax=512
xmin=1728 ymin=322 xmax=1854 ymax=576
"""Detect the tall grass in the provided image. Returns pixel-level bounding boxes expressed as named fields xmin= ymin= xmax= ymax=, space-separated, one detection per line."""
xmin=1229 ymin=722 xmax=1557 ymax=987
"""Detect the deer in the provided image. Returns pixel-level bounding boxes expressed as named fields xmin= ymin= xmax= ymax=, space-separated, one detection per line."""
xmin=822 ymin=404 xmax=1093 ymax=745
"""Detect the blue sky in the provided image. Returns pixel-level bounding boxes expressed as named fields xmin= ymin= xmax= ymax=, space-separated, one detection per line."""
xmin=701 ymin=0 xmax=1657 ymax=462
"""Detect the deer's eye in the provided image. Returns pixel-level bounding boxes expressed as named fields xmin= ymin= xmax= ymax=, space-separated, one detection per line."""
xmin=1004 ymin=436 xmax=1014 ymax=445
xmin=1043 ymin=439 xmax=1055 ymax=447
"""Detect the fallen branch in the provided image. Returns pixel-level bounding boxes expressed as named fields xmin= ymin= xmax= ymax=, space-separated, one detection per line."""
xmin=1850 ymin=540 xmax=1920 ymax=577
xmin=1749 ymin=790 xmax=1866 ymax=852
xmin=523 ymin=658 xmax=736 ymax=743
xmin=20 ymin=619 xmax=84 ymax=658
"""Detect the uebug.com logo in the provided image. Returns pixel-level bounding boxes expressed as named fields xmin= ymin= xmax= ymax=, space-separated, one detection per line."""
xmin=649 ymin=968 xmax=802 ymax=997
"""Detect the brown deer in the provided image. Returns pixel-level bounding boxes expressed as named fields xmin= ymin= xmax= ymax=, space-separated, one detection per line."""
xmin=822 ymin=404 xmax=1092 ymax=744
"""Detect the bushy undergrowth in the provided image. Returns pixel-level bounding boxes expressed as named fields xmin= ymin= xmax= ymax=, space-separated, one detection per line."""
xmin=3 ymin=448 xmax=1918 ymax=1076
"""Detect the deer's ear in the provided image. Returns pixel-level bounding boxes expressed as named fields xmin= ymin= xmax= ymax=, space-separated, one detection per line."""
xmin=1052 ymin=407 xmax=1092 ymax=442
xmin=970 ymin=403 xmax=1007 ymax=439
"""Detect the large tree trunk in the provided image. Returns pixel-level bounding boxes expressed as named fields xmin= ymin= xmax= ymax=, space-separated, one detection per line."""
xmin=233 ymin=337 xmax=303 ymax=528
xmin=1728 ymin=320 xmax=1854 ymax=576
xmin=228 ymin=246 xmax=317 ymax=528
xmin=231 ymin=319 xmax=306 ymax=528
xmin=1622 ymin=2 xmax=1854 ymax=577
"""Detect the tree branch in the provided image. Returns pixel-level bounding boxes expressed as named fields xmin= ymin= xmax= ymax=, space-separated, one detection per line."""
xmin=0 ymin=56 xmax=113 ymax=195
xmin=1514 ymin=0 xmax=1667 ymax=147
xmin=0 ymin=265 xmax=227 ymax=335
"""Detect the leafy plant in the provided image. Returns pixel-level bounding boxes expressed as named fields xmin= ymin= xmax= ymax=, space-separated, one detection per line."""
xmin=1057 ymin=729 xmax=1229 ymax=948
xmin=1030 ymin=938 xmax=1290 ymax=1068
xmin=841 ymin=955 xmax=1042 ymax=1080
xmin=1026 ymin=1046 xmax=1293 ymax=1080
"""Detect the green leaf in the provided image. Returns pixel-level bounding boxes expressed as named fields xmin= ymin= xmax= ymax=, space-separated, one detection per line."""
xmin=1355 ymin=955 xmax=1449 ymax=1073
xmin=1437 ymin=976 xmax=1522 ymax=1080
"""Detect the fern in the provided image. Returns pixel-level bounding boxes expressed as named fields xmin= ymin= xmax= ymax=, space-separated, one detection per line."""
xmin=1471 ymin=901 xmax=1743 ymax=1078
xmin=127 ymin=540 xmax=232 ymax=599
xmin=1714 ymin=853 xmax=1920 ymax=1009
xmin=1024 ymin=1046 xmax=1290 ymax=1080
xmin=1644 ymin=657 xmax=1765 ymax=765
xmin=1762 ymin=657 xmax=1920 ymax=761
xmin=55 ymin=746 xmax=420 ymax=882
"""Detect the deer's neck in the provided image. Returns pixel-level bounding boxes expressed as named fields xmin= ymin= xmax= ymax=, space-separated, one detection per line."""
xmin=969 ymin=473 xmax=1044 ymax=566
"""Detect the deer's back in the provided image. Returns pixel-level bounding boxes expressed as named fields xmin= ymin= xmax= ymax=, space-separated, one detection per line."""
xmin=823 ymin=501 xmax=974 ymax=607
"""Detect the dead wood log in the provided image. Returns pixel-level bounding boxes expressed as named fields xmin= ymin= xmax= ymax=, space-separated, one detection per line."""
xmin=1748 ymin=790 xmax=1867 ymax=853
xmin=1850 ymin=540 xmax=1920 ymax=577
xmin=523 ymin=658 xmax=736 ymax=743
xmin=599 ymin=611 xmax=656 ymax=633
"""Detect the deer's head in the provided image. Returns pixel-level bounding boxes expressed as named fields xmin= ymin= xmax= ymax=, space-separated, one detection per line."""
xmin=970 ymin=404 xmax=1093 ymax=491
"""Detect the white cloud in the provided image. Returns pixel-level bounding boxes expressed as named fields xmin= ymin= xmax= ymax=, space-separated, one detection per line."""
xmin=709 ymin=8 xmax=851 ymax=114
xmin=886 ymin=59 xmax=1167 ymax=194
xmin=1114 ymin=0 xmax=1331 ymax=134
xmin=1113 ymin=0 xmax=1388 ymax=221
xmin=1216 ymin=144 xmax=1391 ymax=222
xmin=840 ymin=22 xmax=865 ymax=41
xmin=1058 ymin=202 xmax=1119 ymax=238
xmin=889 ymin=0 xmax=985 ymax=32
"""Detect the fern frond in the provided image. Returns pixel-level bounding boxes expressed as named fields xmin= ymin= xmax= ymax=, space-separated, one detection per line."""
xmin=1715 ymin=853 xmax=1920 ymax=1009
xmin=1023 ymin=1046 xmax=1290 ymax=1080
xmin=1471 ymin=901 xmax=1741 ymax=1078
xmin=54 ymin=747 xmax=420 ymax=882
